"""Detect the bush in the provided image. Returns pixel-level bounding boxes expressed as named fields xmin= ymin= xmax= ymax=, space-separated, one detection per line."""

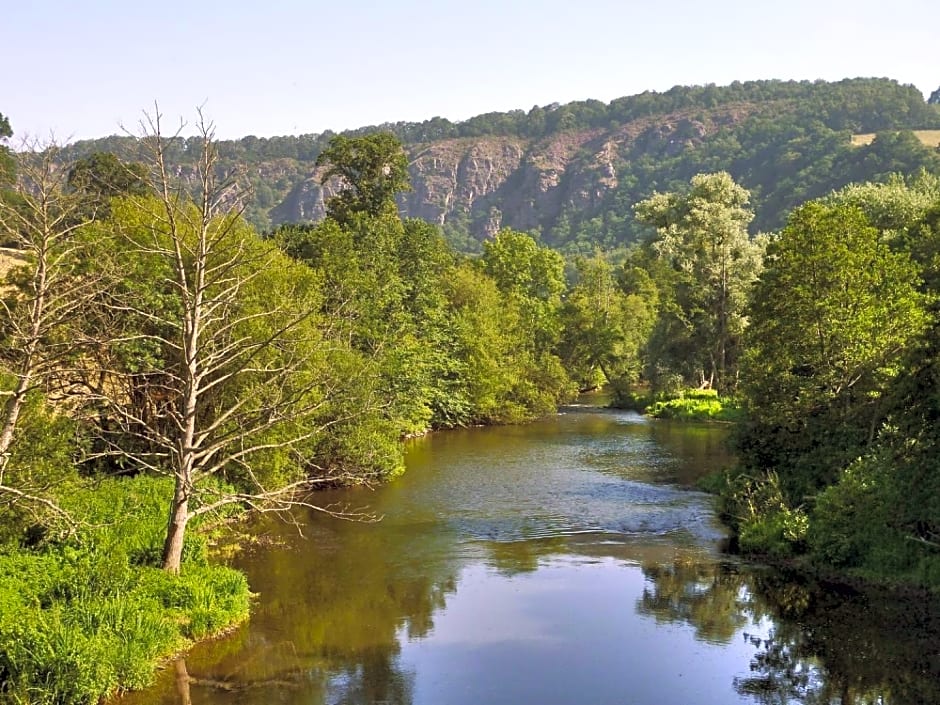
xmin=717 ymin=470 xmax=808 ymax=557
xmin=809 ymin=453 xmax=940 ymax=585
xmin=739 ymin=507 xmax=809 ymax=558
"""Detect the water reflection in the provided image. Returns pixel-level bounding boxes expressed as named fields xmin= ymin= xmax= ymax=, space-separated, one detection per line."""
xmin=638 ymin=559 xmax=749 ymax=645
xmin=117 ymin=408 xmax=940 ymax=705
xmin=638 ymin=561 xmax=940 ymax=705
xmin=484 ymin=536 xmax=570 ymax=576
xmin=122 ymin=509 xmax=459 ymax=705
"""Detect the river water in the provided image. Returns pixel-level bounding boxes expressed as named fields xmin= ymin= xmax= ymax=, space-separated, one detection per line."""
xmin=121 ymin=404 xmax=940 ymax=705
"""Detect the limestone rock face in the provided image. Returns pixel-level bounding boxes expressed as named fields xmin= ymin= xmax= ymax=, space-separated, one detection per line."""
xmin=270 ymin=175 xmax=330 ymax=224
xmin=61 ymin=78 xmax=936 ymax=247
xmin=403 ymin=137 xmax=525 ymax=228
xmin=269 ymin=127 xmax=657 ymax=241
xmin=263 ymin=106 xmax=752 ymax=243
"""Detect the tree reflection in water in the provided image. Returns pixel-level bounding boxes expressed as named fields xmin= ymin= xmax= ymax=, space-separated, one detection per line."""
xmin=121 ymin=512 xmax=460 ymax=705
xmin=637 ymin=559 xmax=749 ymax=644
xmin=639 ymin=560 xmax=940 ymax=705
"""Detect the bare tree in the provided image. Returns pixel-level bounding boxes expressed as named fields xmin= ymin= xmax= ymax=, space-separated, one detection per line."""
xmin=0 ymin=140 xmax=108 ymax=528
xmin=91 ymin=110 xmax=367 ymax=572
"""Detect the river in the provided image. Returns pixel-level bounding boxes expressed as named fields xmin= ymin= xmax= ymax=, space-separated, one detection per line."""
xmin=120 ymin=404 xmax=940 ymax=705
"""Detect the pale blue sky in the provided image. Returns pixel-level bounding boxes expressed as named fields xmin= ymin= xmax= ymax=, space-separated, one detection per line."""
xmin=3 ymin=0 xmax=938 ymax=141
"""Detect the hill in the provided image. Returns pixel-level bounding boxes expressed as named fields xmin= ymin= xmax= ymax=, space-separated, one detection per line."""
xmin=61 ymin=78 xmax=940 ymax=253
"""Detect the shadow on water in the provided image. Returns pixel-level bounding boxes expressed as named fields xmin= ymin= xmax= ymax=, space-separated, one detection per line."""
xmin=117 ymin=405 xmax=940 ymax=705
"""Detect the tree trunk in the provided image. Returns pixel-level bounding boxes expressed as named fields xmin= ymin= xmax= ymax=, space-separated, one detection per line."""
xmin=0 ymin=390 xmax=26 ymax=476
xmin=0 ymin=255 xmax=44 ymax=479
xmin=174 ymin=659 xmax=193 ymax=705
xmin=162 ymin=481 xmax=190 ymax=573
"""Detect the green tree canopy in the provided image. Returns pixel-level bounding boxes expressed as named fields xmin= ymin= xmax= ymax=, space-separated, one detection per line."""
xmin=315 ymin=133 xmax=410 ymax=225
xmin=634 ymin=172 xmax=764 ymax=393
xmin=68 ymin=152 xmax=151 ymax=199
xmin=742 ymin=201 xmax=927 ymax=428
xmin=67 ymin=151 xmax=151 ymax=218
xmin=559 ymin=251 xmax=656 ymax=393
xmin=481 ymin=229 xmax=566 ymax=355
xmin=738 ymin=201 xmax=928 ymax=502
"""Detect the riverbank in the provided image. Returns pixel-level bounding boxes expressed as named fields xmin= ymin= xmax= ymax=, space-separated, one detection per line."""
xmin=605 ymin=387 xmax=940 ymax=595
xmin=611 ymin=387 xmax=743 ymax=422
xmin=703 ymin=461 xmax=940 ymax=594
xmin=607 ymin=386 xmax=940 ymax=594
xmin=0 ymin=476 xmax=251 ymax=705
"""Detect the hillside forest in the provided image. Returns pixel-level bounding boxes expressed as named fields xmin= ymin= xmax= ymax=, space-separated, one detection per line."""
xmin=0 ymin=76 xmax=939 ymax=703
xmin=58 ymin=78 xmax=940 ymax=253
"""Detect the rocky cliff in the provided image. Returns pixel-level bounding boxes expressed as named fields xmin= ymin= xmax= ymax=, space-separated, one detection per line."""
xmin=61 ymin=79 xmax=940 ymax=251
xmin=269 ymin=108 xmax=753 ymax=242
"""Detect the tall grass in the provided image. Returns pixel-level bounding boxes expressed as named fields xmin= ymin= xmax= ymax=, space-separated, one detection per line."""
xmin=0 ymin=477 xmax=251 ymax=705
xmin=637 ymin=388 xmax=743 ymax=422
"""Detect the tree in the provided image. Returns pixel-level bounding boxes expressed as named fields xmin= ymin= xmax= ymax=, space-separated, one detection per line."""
xmin=479 ymin=229 xmax=573 ymax=413
xmin=315 ymin=133 xmax=410 ymax=225
xmin=824 ymin=171 xmax=940 ymax=239
xmin=742 ymin=201 xmax=926 ymax=427
xmin=67 ymin=151 xmax=151 ymax=217
xmin=929 ymin=86 xmax=940 ymax=105
xmin=559 ymin=251 xmax=655 ymax=393
xmin=0 ymin=112 xmax=12 ymax=184
xmin=444 ymin=262 xmax=537 ymax=422
xmin=634 ymin=172 xmax=764 ymax=393
xmin=824 ymin=172 xmax=940 ymax=287
xmin=276 ymin=211 xmax=457 ymax=436
xmin=0 ymin=141 xmax=106 ymax=527
xmin=92 ymin=111 xmax=361 ymax=573
xmin=738 ymin=201 xmax=927 ymax=499
xmin=481 ymin=229 xmax=566 ymax=355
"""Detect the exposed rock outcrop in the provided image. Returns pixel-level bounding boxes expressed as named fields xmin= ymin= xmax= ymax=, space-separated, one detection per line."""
xmin=265 ymin=108 xmax=751 ymax=243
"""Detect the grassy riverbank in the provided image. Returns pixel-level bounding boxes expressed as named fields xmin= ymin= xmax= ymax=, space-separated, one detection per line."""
xmin=615 ymin=388 xmax=743 ymax=422
xmin=0 ymin=477 xmax=251 ymax=705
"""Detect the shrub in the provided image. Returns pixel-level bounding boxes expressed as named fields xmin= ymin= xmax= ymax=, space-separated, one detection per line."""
xmin=739 ymin=507 xmax=809 ymax=558
xmin=718 ymin=470 xmax=808 ymax=557
xmin=809 ymin=453 xmax=940 ymax=585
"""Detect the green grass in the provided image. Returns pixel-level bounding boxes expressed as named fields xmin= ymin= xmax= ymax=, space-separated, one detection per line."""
xmin=0 ymin=477 xmax=251 ymax=705
xmin=642 ymin=388 xmax=744 ymax=422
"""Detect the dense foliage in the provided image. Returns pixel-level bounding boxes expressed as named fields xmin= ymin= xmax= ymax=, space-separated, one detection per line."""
xmin=721 ymin=177 xmax=940 ymax=586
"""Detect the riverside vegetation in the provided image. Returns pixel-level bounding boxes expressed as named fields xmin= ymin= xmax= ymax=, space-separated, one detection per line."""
xmin=0 ymin=77 xmax=939 ymax=702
